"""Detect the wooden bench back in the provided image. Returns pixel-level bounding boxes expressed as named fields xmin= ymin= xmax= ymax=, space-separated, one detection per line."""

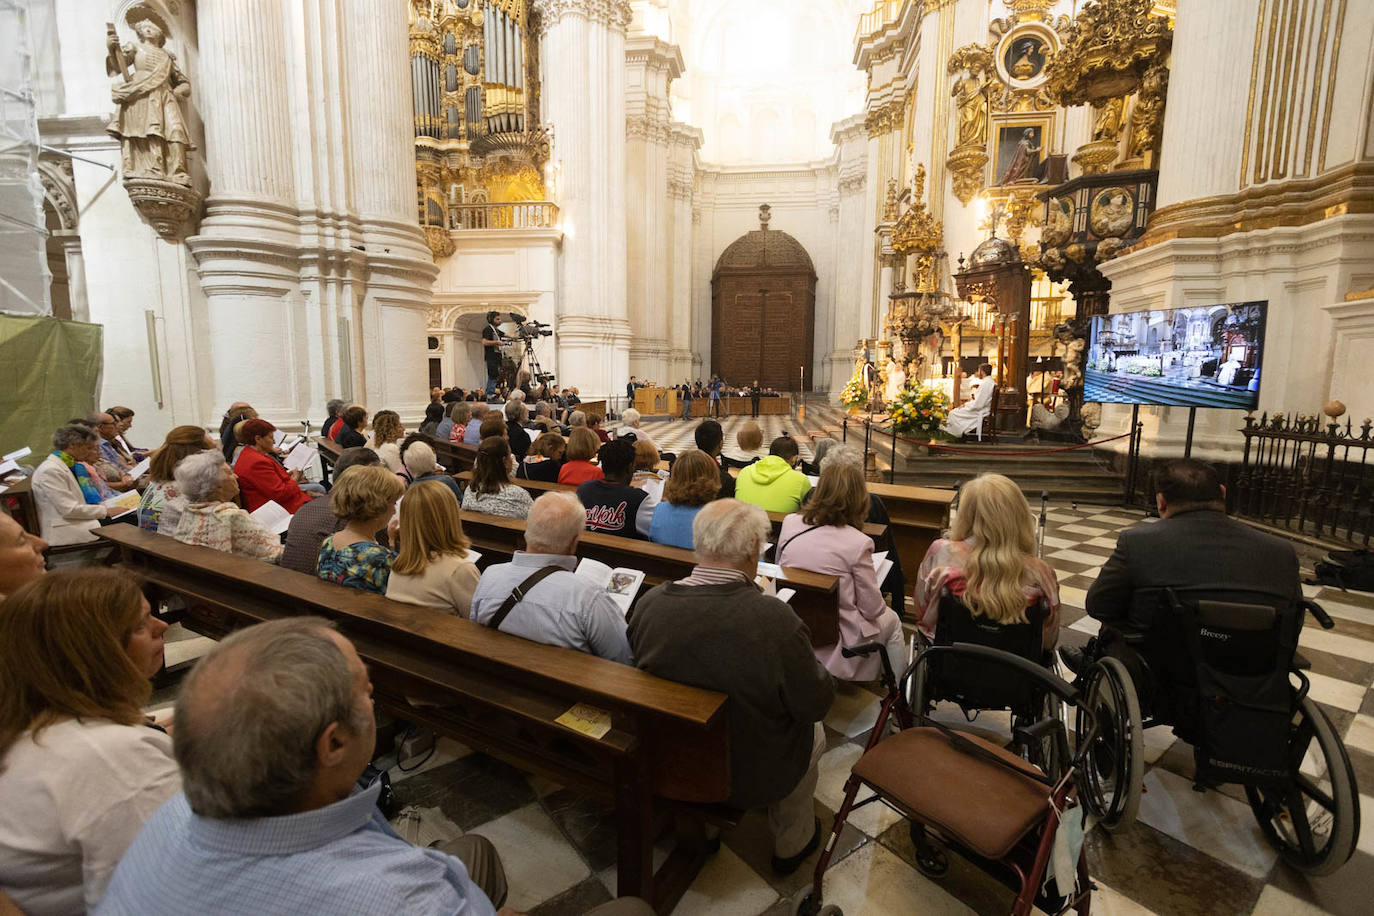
xmin=420 ymin=434 xmax=478 ymax=474
xmin=94 ymin=526 xmax=731 ymax=804
xmin=456 ymin=509 xmax=840 ymax=646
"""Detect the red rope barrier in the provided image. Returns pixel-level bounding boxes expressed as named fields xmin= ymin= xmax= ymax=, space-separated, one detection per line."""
xmin=841 ymin=420 xmax=1134 ymax=457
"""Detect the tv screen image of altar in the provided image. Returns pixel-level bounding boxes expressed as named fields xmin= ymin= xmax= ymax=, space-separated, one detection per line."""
xmin=1084 ymin=301 xmax=1267 ymax=410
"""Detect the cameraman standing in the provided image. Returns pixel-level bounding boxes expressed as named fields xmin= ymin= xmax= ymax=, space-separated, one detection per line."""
xmin=482 ymin=310 xmax=503 ymax=399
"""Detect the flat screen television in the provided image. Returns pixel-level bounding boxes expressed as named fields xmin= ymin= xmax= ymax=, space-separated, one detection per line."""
xmin=1084 ymin=301 xmax=1267 ymax=410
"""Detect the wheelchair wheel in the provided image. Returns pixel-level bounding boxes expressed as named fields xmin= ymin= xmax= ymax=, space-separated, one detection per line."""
xmin=1077 ymin=656 xmax=1144 ymax=832
xmin=1245 ymin=696 xmax=1359 ymax=875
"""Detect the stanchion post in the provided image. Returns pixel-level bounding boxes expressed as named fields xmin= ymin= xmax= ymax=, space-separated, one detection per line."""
xmin=889 ymin=425 xmax=897 ymax=484
xmin=842 ymin=417 xmax=847 ymax=443
xmin=1184 ymin=406 xmax=1197 ymax=458
xmin=863 ymin=417 xmax=872 ymax=468
xmin=1124 ymin=403 xmax=1141 ymax=506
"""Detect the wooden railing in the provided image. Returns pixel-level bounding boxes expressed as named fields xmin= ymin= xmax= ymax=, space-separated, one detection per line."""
xmin=449 ymin=200 xmax=559 ymax=230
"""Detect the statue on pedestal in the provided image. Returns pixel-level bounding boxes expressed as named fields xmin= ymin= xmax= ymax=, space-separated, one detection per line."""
xmin=106 ymin=16 xmax=194 ymax=185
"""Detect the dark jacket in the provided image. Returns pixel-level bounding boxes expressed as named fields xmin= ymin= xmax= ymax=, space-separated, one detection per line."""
xmin=715 ymin=458 xmax=736 ymax=498
xmin=577 ymin=479 xmax=650 ymax=539
xmin=629 ymin=580 xmax=834 ymax=809
xmin=507 ymin=420 xmax=531 ymax=460
xmin=280 ymin=498 xmax=345 ymax=575
xmin=1085 ymin=508 xmax=1301 ymax=640
xmin=517 ymin=457 xmax=562 ymax=483
xmin=338 ymin=425 xmax=366 ymax=449
xmin=413 ymin=471 xmax=464 ymax=504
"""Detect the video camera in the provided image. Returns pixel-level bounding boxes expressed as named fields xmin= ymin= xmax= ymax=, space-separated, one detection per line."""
xmin=507 ymin=312 xmax=554 ymax=339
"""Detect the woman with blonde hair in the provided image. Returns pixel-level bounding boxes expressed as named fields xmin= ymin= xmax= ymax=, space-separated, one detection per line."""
xmin=386 ymin=481 xmax=480 ymax=616
xmin=137 ymin=425 xmax=214 ymax=534
xmin=557 ymin=426 xmax=604 ymax=486
xmin=318 ymin=465 xmax=406 ymax=594
xmin=0 ymin=569 xmax=179 ymax=912
xmin=367 ymin=409 xmax=406 ymax=472
xmin=724 ymin=420 xmax=766 ymax=469
xmin=778 ymin=460 xmax=906 ymax=681
xmin=915 ymin=473 xmax=1060 ymax=647
xmin=631 ymin=438 xmax=663 ymax=488
xmin=648 ymin=449 xmax=720 ymax=549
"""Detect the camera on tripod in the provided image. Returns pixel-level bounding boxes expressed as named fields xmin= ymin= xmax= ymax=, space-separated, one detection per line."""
xmin=508 ymin=313 xmax=553 ymax=340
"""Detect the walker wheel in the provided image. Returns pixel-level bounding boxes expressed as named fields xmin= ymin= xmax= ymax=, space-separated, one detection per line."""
xmin=910 ymin=823 xmax=950 ymax=877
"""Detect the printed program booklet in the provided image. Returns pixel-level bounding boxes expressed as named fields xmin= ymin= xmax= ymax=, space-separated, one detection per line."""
xmin=575 ymin=557 xmax=646 ymax=614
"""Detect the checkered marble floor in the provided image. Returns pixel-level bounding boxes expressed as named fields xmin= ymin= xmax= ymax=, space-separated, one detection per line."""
xmin=157 ymin=501 xmax=1374 ymax=915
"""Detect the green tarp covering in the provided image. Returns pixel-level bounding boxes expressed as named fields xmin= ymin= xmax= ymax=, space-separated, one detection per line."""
xmin=0 ymin=314 xmax=104 ymax=464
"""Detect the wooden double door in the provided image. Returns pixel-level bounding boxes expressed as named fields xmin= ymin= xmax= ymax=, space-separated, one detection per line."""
xmin=710 ymin=276 xmax=815 ymax=391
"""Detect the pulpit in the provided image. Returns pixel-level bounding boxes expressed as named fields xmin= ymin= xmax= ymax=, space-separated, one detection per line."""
xmin=634 ymin=387 xmax=678 ymax=417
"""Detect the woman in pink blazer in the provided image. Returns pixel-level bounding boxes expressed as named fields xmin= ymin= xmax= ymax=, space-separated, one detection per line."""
xmin=777 ymin=461 xmax=906 ymax=682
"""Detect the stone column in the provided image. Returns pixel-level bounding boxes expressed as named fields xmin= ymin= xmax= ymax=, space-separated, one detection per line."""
xmin=667 ymin=123 xmax=701 ymax=382
xmin=341 ymin=0 xmax=437 ymax=417
xmin=534 ymin=0 xmax=633 ymax=401
xmin=187 ymin=0 xmax=303 ymax=424
xmin=624 ymin=36 xmax=682 ymax=384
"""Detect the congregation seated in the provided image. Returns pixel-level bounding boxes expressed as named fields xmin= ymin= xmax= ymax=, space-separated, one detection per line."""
xmin=461 ymin=437 xmax=533 ymax=520
xmin=469 ymin=491 xmax=633 ymax=664
xmin=219 ymin=405 xmax=257 ymax=464
xmin=558 ymin=427 xmax=604 ymax=486
xmin=280 ymin=448 xmax=380 ymax=575
xmin=401 ymin=439 xmax=464 ymax=502
xmin=694 ymin=419 xmax=736 ymax=498
xmin=0 ymin=570 xmax=179 ymax=913
xmin=916 ymin=472 xmax=1060 ymax=648
xmin=320 ymin=397 xmax=346 ymax=442
xmin=386 ymin=480 xmax=480 ymax=617
xmin=439 ymin=401 xmax=469 ymax=442
xmin=336 ymin=405 xmax=368 ymax=449
xmin=366 ymin=410 xmax=406 ymax=472
xmin=478 ymin=413 xmax=507 ymax=441
xmin=722 ymin=420 xmax=764 ymax=469
xmin=417 ymin=401 xmax=445 ymax=437
xmin=530 ymin=401 xmax=559 ymax=433
xmin=629 ymin=499 xmax=833 ymax=874
xmin=99 ymin=618 xmax=513 ymax=915
xmin=578 ymin=439 xmax=657 ymax=539
xmin=31 ymin=424 xmax=114 ymax=545
xmin=587 ymin=413 xmax=610 ymax=444
xmin=232 ymin=419 xmax=314 ymax=514
xmin=630 ymin=439 xmax=664 ymax=488
xmin=814 ymin=445 xmax=906 ymax=607
xmin=567 ymin=409 xmax=587 ymax=432
xmin=778 ymin=460 xmax=906 ymax=682
xmin=505 ymin=400 xmax=532 ymax=461
xmin=619 ymin=408 xmax=656 ymax=451
xmin=1066 ymin=459 xmax=1299 ymax=696
xmin=462 ymin=402 xmax=488 ymax=445
xmin=516 ymin=430 xmax=564 ymax=482
xmin=317 ymin=466 xmax=404 ymax=594
xmin=0 ymin=511 xmax=47 ymax=600
xmin=171 ymin=451 xmax=284 ymax=562
xmin=801 ymin=437 xmax=837 ymax=477
xmin=137 ymin=425 xmax=214 ymax=534
xmin=736 ymin=435 xmax=811 ymax=514
xmin=88 ymin=412 xmax=139 ymax=492
xmin=648 ymin=449 xmax=720 ymax=549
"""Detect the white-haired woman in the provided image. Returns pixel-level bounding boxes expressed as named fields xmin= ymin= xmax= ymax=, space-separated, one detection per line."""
xmin=30 ymin=424 xmax=113 ymax=545
xmin=400 ymin=438 xmax=464 ymax=503
xmin=170 ymin=451 xmax=284 ymax=562
xmin=618 ymin=408 xmax=656 ymax=452
xmin=915 ymin=473 xmax=1060 ymax=647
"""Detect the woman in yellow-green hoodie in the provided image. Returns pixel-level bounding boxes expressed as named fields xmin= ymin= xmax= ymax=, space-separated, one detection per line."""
xmin=735 ymin=435 xmax=812 ymax=514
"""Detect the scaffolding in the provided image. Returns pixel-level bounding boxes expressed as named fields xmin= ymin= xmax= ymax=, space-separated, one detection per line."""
xmin=0 ymin=0 xmax=50 ymax=316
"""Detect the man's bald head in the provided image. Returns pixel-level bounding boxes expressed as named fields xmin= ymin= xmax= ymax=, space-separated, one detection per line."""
xmin=173 ymin=618 xmax=370 ymax=819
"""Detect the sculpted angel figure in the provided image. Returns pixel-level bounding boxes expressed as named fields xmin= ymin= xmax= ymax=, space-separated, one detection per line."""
xmin=106 ymin=17 xmax=194 ymax=185
xmin=1054 ymin=323 xmax=1086 ymax=391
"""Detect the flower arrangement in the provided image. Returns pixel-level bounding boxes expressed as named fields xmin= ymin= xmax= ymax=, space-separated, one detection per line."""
xmin=840 ymin=371 xmax=869 ymax=409
xmin=888 ymin=383 xmax=950 ymax=438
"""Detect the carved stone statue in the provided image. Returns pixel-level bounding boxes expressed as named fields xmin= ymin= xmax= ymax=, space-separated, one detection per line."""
xmin=106 ymin=17 xmax=193 ymax=185
xmin=1054 ymin=322 xmax=1086 ymax=391
xmin=952 ymin=73 xmax=987 ymax=147
xmin=884 ymin=360 xmax=907 ymax=403
xmin=1091 ymin=96 xmax=1125 ymax=142
xmin=999 ymin=129 xmax=1042 ymax=184
xmin=1127 ymin=66 xmax=1169 ymax=162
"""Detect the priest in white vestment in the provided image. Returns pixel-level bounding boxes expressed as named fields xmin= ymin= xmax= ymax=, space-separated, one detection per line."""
xmin=943 ymin=364 xmax=996 ymax=437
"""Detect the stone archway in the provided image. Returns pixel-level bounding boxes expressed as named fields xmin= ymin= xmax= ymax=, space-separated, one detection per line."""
xmin=710 ymin=215 xmax=816 ymax=390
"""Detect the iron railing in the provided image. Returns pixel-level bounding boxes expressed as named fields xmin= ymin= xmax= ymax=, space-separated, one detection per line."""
xmin=1235 ymin=412 xmax=1374 ymax=545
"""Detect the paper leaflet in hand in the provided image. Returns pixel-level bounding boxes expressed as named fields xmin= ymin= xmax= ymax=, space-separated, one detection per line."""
xmin=127 ymin=457 xmax=151 ymax=480
xmin=575 ymin=557 xmax=645 ymax=615
xmin=871 ymin=550 xmax=893 ymax=585
xmin=2 ymin=446 xmax=32 ymax=462
xmin=103 ymin=491 xmax=141 ymax=518
xmin=249 ymin=500 xmax=292 ymax=536
xmin=283 ymin=441 xmax=316 ymax=473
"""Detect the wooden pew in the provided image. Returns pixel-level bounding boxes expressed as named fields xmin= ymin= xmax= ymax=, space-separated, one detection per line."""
xmin=453 ymin=471 xmax=888 ymax=547
xmin=865 ymin=481 xmax=955 ymax=593
xmin=0 ymin=476 xmax=40 ymax=536
xmin=456 ymin=509 xmax=841 ymax=647
xmin=421 ymin=433 xmax=477 ymax=474
xmin=95 ymin=525 xmax=731 ymax=914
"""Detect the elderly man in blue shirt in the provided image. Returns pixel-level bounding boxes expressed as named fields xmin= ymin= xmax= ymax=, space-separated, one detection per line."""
xmin=469 ymin=491 xmax=635 ymax=665
xmin=98 ymin=618 xmax=506 ymax=915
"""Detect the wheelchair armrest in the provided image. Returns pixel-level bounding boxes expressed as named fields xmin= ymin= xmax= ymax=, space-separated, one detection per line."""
xmin=841 ymin=642 xmax=882 ymax=659
xmin=935 ymin=643 xmax=1079 ymax=703
xmin=1300 ymin=598 xmax=1336 ymax=630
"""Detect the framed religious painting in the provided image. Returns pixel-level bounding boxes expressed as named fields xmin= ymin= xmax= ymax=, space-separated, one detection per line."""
xmin=989 ymin=115 xmax=1054 ymax=188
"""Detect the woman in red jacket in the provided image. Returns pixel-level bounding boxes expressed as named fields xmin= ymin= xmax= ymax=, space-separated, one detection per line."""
xmin=232 ymin=419 xmax=313 ymax=514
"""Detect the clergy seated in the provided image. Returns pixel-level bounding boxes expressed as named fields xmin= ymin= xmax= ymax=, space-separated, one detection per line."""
xmin=942 ymin=363 xmax=997 ymax=439
xmin=629 ymin=499 xmax=834 ymax=874
xmin=171 ymin=451 xmax=284 ymax=563
xmin=469 ymin=491 xmax=634 ymax=665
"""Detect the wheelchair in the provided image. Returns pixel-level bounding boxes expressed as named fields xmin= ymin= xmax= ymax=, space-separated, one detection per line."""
xmin=1076 ymin=588 xmax=1361 ymax=875
xmin=792 ymin=638 xmax=1101 ymax=916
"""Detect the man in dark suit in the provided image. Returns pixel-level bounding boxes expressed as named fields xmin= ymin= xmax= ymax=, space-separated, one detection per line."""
xmin=749 ymin=380 xmax=761 ymax=418
xmin=1065 ymin=459 xmax=1301 ymax=692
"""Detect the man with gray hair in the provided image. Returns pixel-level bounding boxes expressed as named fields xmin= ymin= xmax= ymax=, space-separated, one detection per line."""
xmin=98 ymin=617 xmax=508 ymax=914
xmin=504 ymin=398 xmax=531 ymax=460
xmin=628 ymin=499 xmax=834 ymax=875
xmin=469 ymin=491 xmax=633 ymax=665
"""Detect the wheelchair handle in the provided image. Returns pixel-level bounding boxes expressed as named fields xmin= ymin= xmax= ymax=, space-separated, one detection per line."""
xmin=841 ymin=642 xmax=882 ymax=659
xmin=1300 ymin=598 xmax=1336 ymax=630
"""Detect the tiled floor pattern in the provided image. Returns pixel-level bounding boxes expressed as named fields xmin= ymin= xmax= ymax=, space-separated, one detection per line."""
xmin=159 ymin=481 xmax=1374 ymax=914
